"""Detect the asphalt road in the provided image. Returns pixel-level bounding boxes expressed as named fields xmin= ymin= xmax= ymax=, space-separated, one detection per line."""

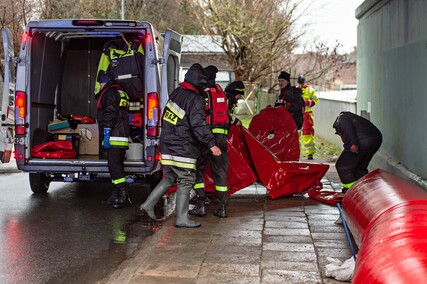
xmin=0 ymin=171 xmax=158 ymax=283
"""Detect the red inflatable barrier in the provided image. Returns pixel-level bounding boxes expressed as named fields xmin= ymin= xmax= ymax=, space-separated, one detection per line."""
xmin=243 ymin=127 xmax=329 ymax=199
xmin=204 ymin=140 xmax=257 ymax=196
xmin=31 ymin=140 xmax=77 ymax=159
xmin=342 ymin=169 xmax=427 ymax=246
xmin=248 ymin=106 xmax=300 ymax=161
xmin=342 ymin=169 xmax=427 ymax=283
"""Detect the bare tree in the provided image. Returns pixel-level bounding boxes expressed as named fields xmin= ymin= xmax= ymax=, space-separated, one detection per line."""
xmin=194 ymin=0 xmax=345 ymax=93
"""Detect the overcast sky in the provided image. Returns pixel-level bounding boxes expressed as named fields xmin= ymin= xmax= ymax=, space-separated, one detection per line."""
xmin=297 ymin=0 xmax=365 ymax=53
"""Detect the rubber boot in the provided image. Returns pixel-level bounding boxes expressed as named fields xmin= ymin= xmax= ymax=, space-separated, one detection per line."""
xmin=112 ymin=187 xmax=130 ymax=209
xmin=213 ymin=191 xmax=228 ymax=218
xmin=102 ymin=187 xmax=119 ymax=205
xmin=139 ymin=179 xmax=171 ymax=221
xmin=189 ymin=190 xmax=206 ymax=217
xmin=175 ymin=189 xmax=201 ymax=228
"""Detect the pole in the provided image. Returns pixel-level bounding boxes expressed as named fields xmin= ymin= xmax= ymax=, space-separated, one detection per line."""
xmin=121 ymin=0 xmax=125 ymax=20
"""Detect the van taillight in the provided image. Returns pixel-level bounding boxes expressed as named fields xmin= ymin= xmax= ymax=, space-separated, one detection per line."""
xmin=22 ymin=32 xmax=29 ymax=43
xmin=15 ymin=91 xmax=26 ymax=135
xmin=147 ymin=92 xmax=160 ymax=137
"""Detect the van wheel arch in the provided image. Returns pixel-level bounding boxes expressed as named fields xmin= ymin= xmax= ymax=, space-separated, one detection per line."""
xmin=29 ymin=173 xmax=51 ymax=193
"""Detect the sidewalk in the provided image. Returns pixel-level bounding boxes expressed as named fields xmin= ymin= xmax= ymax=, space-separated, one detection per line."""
xmin=105 ymin=157 xmax=351 ymax=284
xmin=0 ymin=157 xmax=21 ymax=174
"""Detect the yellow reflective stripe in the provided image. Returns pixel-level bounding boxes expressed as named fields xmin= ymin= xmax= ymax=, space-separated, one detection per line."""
xmin=215 ymin=185 xmax=228 ymax=192
xmin=194 ymin=183 xmax=205 ymax=189
xmin=112 ymin=177 xmax=126 ymax=184
xmin=166 ymin=101 xmax=185 ymax=119
xmin=161 ymin=154 xmax=197 ymax=169
xmin=161 ymin=154 xmax=196 ymax=164
xmin=212 ymin=128 xmax=228 ymax=135
xmin=234 ymin=87 xmax=245 ymax=92
xmin=109 ymin=136 xmax=129 ymax=147
xmin=161 ymin=159 xmax=196 ymax=169
xmin=342 ymin=181 xmax=355 ymax=189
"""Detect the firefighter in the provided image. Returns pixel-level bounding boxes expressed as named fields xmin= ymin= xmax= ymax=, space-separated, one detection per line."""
xmin=225 ymin=80 xmax=246 ymax=126
xmin=297 ymin=76 xmax=319 ymax=159
xmin=96 ymin=79 xmax=131 ymax=208
xmin=139 ymin=63 xmax=221 ymax=228
xmin=333 ymin=111 xmax=382 ymax=193
xmin=275 ymin=71 xmax=305 ymax=132
xmin=94 ymin=34 xmax=144 ymax=97
xmin=189 ymin=65 xmax=233 ymax=218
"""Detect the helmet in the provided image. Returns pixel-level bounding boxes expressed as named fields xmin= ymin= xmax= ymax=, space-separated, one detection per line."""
xmin=297 ymin=76 xmax=305 ymax=84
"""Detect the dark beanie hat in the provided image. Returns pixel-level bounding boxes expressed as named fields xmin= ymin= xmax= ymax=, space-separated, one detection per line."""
xmin=278 ymin=71 xmax=290 ymax=81
xmin=225 ymin=80 xmax=245 ymax=95
xmin=204 ymin=65 xmax=218 ymax=79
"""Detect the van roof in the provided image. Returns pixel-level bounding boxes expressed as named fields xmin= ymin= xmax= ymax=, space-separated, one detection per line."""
xmin=27 ymin=19 xmax=153 ymax=30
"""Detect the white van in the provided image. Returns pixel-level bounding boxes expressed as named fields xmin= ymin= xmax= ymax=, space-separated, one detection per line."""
xmin=0 ymin=20 xmax=182 ymax=193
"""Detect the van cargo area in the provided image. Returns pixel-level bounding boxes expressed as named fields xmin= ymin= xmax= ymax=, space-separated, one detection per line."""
xmin=1 ymin=22 xmax=180 ymax=195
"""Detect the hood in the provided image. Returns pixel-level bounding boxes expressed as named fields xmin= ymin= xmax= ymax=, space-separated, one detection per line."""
xmin=184 ymin=63 xmax=208 ymax=88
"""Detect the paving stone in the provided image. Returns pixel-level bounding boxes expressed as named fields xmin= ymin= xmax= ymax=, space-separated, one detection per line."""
xmin=261 ymin=260 xmax=319 ymax=273
xmin=264 ymin=235 xmax=313 ymax=243
xmin=262 ymin=250 xmax=317 ymax=262
xmin=261 ymin=269 xmax=322 ymax=283
xmin=196 ymin=275 xmax=260 ymax=284
xmin=265 ymin=220 xmax=309 ymax=229
xmin=130 ymin=276 xmax=196 ymax=284
xmin=311 ymin=232 xmax=349 ymax=240
xmin=135 ymin=263 xmax=200 ymax=278
xmin=264 ymin=227 xmax=311 ymax=236
xmin=263 ymin=242 xmax=315 ymax=252
xmin=199 ymin=263 xmax=259 ymax=277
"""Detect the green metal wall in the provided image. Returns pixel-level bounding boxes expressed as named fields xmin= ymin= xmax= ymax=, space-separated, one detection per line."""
xmin=356 ymin=0 xmax=427 ymax=188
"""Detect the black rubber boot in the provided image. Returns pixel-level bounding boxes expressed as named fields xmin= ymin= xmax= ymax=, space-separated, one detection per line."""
xmin=112 ymin=187 xmax=131 ymax=209
xmin=102 ymin=188 xmax=119 ymax=205
xmin=139 ymin=179 xmax=171 ymax=221
xmin=213 ymin=191 xmax=228 ymax=218
xmin=189 ymin=190 xmax=206 ymax=217
xmin=175 ymin=188 xmax=201 ymax=228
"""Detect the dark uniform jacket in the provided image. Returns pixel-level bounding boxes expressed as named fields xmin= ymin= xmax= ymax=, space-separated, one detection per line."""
xmin=275 ymin=84 xmax=304 ymax=129
xmin=160 ymin=65 xmax=216 ymax=169
xmin=333 ymin=111 xmax=382 ymax=152
xmin=97 ymin=84 xmax=130 ymax=149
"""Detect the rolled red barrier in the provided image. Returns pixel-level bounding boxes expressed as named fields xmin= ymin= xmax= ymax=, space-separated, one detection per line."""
xmin=353 ymin=201 xmax=427 ymax=283
xmin=342 ymin=169 xmax=427 ymax=246
xmin=342 ymin=169 xmax=427 ymax=283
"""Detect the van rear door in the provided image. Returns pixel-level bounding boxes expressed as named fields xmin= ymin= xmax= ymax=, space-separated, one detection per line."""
xmin=160 ymin=28 xmax=183 ymax=109
xmin=0 ymin=28 xmax=16 ymax=163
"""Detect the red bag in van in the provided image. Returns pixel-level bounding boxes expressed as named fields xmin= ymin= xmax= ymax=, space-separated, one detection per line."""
xmin=32 ymin=140 xmax=77 ymax=159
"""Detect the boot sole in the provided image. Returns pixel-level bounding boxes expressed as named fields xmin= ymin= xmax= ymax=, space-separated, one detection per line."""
xmin=188 ymin=212 xmax=207 ymax=217
xmin=175 ymin=224 xmax=201 ymax=228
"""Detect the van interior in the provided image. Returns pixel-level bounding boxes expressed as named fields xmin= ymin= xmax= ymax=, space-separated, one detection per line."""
xmin=28 ymin=31 xmax=146 ymax=160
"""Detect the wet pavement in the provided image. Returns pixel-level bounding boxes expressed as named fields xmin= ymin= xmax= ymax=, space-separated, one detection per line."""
xmin=104 ymin=158 xmax=352 ymax=284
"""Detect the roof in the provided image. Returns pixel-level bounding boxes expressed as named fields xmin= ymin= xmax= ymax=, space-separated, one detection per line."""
xmin=182 ymin=35 xmax=224 ymax=53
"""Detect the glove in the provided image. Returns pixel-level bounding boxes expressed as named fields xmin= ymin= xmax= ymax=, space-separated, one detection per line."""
xmin=103 ymin=128 xmax=111 ymax=150
xmin=350 ymin=144 xmax=359 ymax=154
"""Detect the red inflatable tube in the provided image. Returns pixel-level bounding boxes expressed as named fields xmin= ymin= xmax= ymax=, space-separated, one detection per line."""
xmin=342 ymin=169 xmax=427 ymax=246
xmin=342 ymin=169 xmax=427 ymax=283
xmin=353 ymin=201 xmax=427 ymax=283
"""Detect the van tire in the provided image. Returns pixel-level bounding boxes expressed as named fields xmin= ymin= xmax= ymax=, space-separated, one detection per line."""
xmin=29 ymin=173 xmax=51 ymax=193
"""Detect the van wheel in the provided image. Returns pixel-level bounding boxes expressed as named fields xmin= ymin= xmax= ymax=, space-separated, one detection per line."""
xmin=29 ymin=173 xmax=51 ymax=193
xmin=147 ymin=170 xmax=162 ymax=190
